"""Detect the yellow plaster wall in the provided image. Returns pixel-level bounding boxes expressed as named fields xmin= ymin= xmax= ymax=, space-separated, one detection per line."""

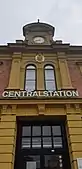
xmin=0 ymin=112 xmax=16 ymax=169
xmin=45 ymin=107 xmax=65 ymax=115
xmin=8 ymin=52 xmax=72 ymax=90
xmin=8 ymin=53 xmax=21 ymax=89
xmin=58 ymin=53 xmax=72 ymax=88
xmin=6 ymin=50 xmax=74 ymax=91
xmin=19 ymin=53 xmax=62 ymax=90
xmin=66 ymin=105 xmax=82 ymax=169
xmin=0 ymin=104 xmax=82 ymax=169
xmin=1 ymin=51 xmax=82 ymax=169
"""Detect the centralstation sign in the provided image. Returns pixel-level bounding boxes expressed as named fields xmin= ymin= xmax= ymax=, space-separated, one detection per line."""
xmin=2 ymin=90 xmax=79 ymax=98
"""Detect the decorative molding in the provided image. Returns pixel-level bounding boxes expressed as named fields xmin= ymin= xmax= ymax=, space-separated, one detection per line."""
xmin=74 ymin=103 xmax=80 ymax=109
xmin=21 ymin=60 xmax=37 ymax=69
xmin=12 ymin=53 xmax=22 ymax=59
xmin=57 ymin=52 xmax=66 ymax=59
xmin=1 ymin=104 xmax=17 ymax=114
xmin=66 ymin=104 xmax=72 ymax=114
xmin=66 ymin=104 xmax=71 ymax=109
xmin=7 ymin=105 xmax=12 ymax=109
xmin=35 ymin=54 xmax=45 ymax=63
xmin=12 ymin=105 xmax=17 ymax=114
xmin=37 ymin=104 xmax=45 ymax=115
xmin=76 ymin=61 xmax=82 ymax=65
xmin=74 ymin=104 xmax=81 ymax=114
xmin=2 ymin=105 xmax=7 ymax=114
xmin=14 ymin=60 xmax=20 ymax=63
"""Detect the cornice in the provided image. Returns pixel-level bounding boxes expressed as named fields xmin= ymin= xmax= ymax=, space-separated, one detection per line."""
xmin=76 ymin=61 xmax=82 ymax=65
xmin=0 ymin=98 xmax=82 ymax=105
xmin=0 ymin=43 xmax=82 ymax=55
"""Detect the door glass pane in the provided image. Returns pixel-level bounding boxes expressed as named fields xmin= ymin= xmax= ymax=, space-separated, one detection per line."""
xmin=32 ymin=137 xmax=41 ymax=148
xmin=22 ymin=126 xmax=31 ymax=136
xmin=43 ymin=126 xmax=51 ymax=136
xmin=31 ymin=156 xmax=40 ymax=169
xmin=26 ymin=155 xmax=40 ymax=169
xmin=46 ymin=81 xmax=56 ymax=90
xmin=43 ymin=137 xmax=52 ymax=147
xmin=26 ymin=161 xmax=36 ymax=169
xmin=33 ymin=126 xmax=41 ymax=136
xmin=53 ymin=137 xmax=62 ymax=148
xmin=52 ymin=126 xmax=61 ymax=136
xmin=44 ymin=155 xmax=63 ymax=169
xmin=22 ymin=137 xmax=31 ymax=148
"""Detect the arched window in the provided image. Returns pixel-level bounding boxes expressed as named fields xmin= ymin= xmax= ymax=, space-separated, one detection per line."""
xmin=44 ymin=65 xmax=56 ymax=90
xmin=25 ymin=65 xmax=36 ymax=91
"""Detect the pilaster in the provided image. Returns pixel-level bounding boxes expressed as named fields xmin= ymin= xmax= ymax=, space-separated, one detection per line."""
xmin=20 ymin=68 xmax=25 ymax=90
xmin=0 ymin=105 xmax=16 ymax=169
xmin=37 ymin=64 xmax=44 ymax=90
xmin=8 ymin=52 xmax=21 ymax=89
xmin=58 ymin=52 xmax=72 ymax=88
xmin=66 ymin=104 xmax=82 ymax=169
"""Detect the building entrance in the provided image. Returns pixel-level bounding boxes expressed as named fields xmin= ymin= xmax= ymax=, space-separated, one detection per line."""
xmin=23 ymin=153 xmax=63 ymax=169
xmin=14 ymin=118 xmax=71 ymax=169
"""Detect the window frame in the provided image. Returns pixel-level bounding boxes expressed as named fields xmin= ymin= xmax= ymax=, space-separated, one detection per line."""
xmin=20 ymin=120 xmax=65 ymax=151
xmin=24 ymin=64 xmax=37 ymax=91
xmin=44 ymin=64 xmax=57 ymax=91
xmin=21 ymin=125 xmax=63 ymax=149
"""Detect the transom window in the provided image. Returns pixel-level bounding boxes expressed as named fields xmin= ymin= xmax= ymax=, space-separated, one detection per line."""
xmin=25 ymin=65 xmax=36 ymax=91
xmin=44 ymin=65 xmax=56 ymax=91
xmin=22 ymin=125 xmax=62 ymax=149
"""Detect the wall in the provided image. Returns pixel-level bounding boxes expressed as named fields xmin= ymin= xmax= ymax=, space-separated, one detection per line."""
xmin=67 ymin=60 xmax=82 ymax=97
xmin=0 ymin=59 xmax=11 ymax=96
xmin=0 ymin=103 xmax=82 ymax=169
xmin=0 ymin=50 xmax=82 ymax=169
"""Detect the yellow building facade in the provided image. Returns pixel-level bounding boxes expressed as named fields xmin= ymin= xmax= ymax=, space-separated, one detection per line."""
xmin=0 ymin=21 xmax=82 ymax=169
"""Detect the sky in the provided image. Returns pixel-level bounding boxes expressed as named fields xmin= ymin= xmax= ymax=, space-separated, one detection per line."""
xmin=0 ymin=0 xmax=82 ymax=45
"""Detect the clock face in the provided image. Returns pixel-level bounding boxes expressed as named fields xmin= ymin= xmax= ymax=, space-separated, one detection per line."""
xmin=33 ymin=37 xmax=44 ymax=44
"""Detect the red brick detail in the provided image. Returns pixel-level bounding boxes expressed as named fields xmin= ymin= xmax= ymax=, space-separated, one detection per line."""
xmin=0 ymin=60 xmax=11 ymax=96
xmin=67 ymin=61 xmax=82 ymax=97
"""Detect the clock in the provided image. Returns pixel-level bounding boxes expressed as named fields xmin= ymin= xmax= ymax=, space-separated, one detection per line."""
xmin=33 ymin=37 xmax=44 ymax=44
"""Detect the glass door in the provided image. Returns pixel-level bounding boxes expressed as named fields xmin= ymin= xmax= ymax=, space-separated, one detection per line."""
xmin=24 ymin=154 xmax=63 ymax=169
xmin=24 ymin=155 xmax=40 ymax=169
xmin=14 ymin=120 xmax=71 ymax=169
xmin=44 ymin=154 xmax=63 ymax=169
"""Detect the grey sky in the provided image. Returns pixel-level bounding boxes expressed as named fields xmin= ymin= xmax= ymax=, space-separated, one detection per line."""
xmin=0 ymin=0 xmax=82 ymax=45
